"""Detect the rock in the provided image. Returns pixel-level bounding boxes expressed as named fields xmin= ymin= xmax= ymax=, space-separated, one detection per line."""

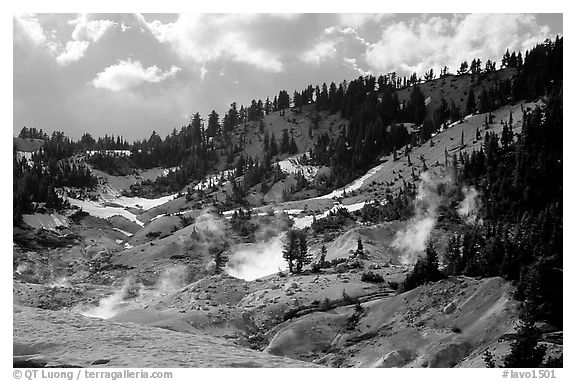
xmin=443 ymin=301 xmax=457 ymax=314
xmin=373 ymin=350 xmax=415 ymax=368
xmin=428 ymin=341 xmax=472 ymax=367
xmin=283 ymin=282 xmax=299 ymax=291
xmin=335 ymin=263 xmax=347 ymax=273
xmin=330 ymin=333 xmax=349 ymax=349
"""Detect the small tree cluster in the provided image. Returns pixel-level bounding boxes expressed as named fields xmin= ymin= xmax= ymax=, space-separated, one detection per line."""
xmin=399 ymin=240 xmax=444 ymax=292
xmin=283 ymin=228 xmax=311 ymax=273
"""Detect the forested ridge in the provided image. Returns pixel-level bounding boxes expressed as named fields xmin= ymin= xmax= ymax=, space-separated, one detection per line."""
xmin=14 ymin=37 xmax=561 ymax=229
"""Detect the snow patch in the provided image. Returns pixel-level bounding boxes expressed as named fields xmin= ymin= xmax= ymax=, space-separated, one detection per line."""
xmin=113 ymin=228 xmax=133 ymax=237
xmin=22 ymin=213 xmax=69 ymax=231
xmin=277 ymin=153 xmax=319 ymax=181
xmin=66 ymin=192 xmax=177 ymax=227
xmin=289 ymin=201 xmax=367 ymax=229
xmin=316 ymin=162 xmax=386 ymax=200
xmin=86 ymin=150 xmax=131 ymax=157
xmin=67 ymin=198 xmax=145 ymax=226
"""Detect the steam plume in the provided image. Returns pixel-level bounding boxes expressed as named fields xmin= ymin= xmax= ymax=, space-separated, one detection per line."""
xmin=458 ymin=186 xmax=482 ymax=225
xmin=81 ymin=278 xmax=142 ymax=319
xmin=225 ymin=234 xmax=287 ymax=281
xmin=393 ymin=169 xmax=455 ymax=264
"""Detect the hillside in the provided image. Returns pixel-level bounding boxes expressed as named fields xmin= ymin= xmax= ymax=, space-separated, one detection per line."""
xmin=13 ymin=37 xmax=562 ymax=368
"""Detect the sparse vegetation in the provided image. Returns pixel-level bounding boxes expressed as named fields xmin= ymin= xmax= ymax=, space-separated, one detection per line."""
xmin=399 ymin=240 xmax=444 ymax=292
xmin=361 ymin=271 xmax=385 ymax=283
xmin=282 ymin=228 xmax=311 ymax=274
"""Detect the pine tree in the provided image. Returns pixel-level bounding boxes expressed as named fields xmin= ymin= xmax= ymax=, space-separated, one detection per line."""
xmin=280 ymin=129 xmax=290 ymax=153
xmin=502 ymin=317 xmax=546 ymax=368
xmin=320 ymin=244 xmax=327 ymax=266
xmin=206 ymin=110 xmax=220 ymax=137
xmin=284 ymin=229 xmax=312 ymax=273
xmin=296 ymin=230 xmax=311 ymax=272
xmin=212 ymin=243 xmax=229 ymax=274
xmin=355 ymin=237 xmax=364 ymax=258
xmin=289 ymin=136 xmax=298 ymax=154
xmin=270 ymin=133 xmax=278 ymax=156
xmin=466 ymin=87 xmax=476 ymax=115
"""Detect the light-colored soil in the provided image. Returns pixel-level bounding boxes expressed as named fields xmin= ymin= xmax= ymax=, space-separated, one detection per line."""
xmin=13 ymin=305 xmax=316 ymax=368
xmin=267 ymin=276 xmax=519 ymax=368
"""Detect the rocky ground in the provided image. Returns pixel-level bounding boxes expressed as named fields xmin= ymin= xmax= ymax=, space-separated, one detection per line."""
xmin=13 ymin=94 xmax=561 ymax=368
xmin=14 ymin=305 xmax=315 ymax=368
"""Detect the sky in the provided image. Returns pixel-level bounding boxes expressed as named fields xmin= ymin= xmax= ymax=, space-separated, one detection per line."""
xmin=13 ymin=13 xmax=562 ymax=141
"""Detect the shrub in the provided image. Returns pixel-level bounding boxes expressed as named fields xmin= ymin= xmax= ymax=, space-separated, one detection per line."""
xmin=145 ymin=231 xmax=161 ymax=239
xmin=318 ymin=297 xmax=333 ymax=311
xmin=311 ymin=263 xmax=322 ymax=273
xmin=361 ymin=271 xmax=384 ymax=283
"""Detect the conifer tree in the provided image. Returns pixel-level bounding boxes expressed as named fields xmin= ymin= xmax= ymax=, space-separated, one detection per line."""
xmin=355 ymin=237 xmax=364 ymax=258
xmin=466 ymin=88 xmax=476 ymax=115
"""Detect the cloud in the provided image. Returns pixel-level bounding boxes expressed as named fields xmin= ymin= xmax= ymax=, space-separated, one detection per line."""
xmin=14 ymin=13 xmax=115 ymax=66
xmin=14 ymin=14 xmax=47 ymax=44
xmin=301 ymin=41 xmax=338 ymax=65
xmin=56 ymin=40 xmax=90 ymax=65
xmin=69 ymin=13 xmax=115 ymax=42
xmin=199 ymin=66 xmax=208 ymax=81
xmin=365 ymin=14 xmax=551 ymax=76
xmin=343 ymin=57 xmax=371 ymax=76
xmin=136 ymin=13 xmax=284 ymax=72
xmin=338 ymin=14 xmax=392 ymax=28
xmin=301 ymin=25 xmax=371 ymax=72
xmin=92 ymin=59 xmax=181 ymax=91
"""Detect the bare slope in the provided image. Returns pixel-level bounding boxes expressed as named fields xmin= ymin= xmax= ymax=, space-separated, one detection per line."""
xmin=13 ymin=305 xmax=316 ymax=368
xmin=266 ymin=276 xmax=519 ymax=368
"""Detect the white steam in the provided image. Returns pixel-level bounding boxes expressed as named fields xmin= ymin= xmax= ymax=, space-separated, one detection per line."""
xmin=225 ymin=234 xmax=287 ymax=281
xmin=194 ymin=210 xmax=225 ymax=232
xmin=155 ymin=265 xmax=188 ymax=295
xmin=458 ymin=186 xmax=482 ymax=225
xmin=393 ymin=169 xmax=455 ymax=264
xmin=49 ymin=276 xmax=72 ymax=288
xmin=81 ymin=265 xmax=189 ymax=319
xmin=81 ymin=278 xmax=142 ymax=319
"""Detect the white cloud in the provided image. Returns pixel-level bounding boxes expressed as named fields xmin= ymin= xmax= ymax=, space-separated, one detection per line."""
xmin=365 ymin=14 xmax=551 ymax=76
xmin=14 ymin=13 xmax=116 ymax=66
xmin=338 ymin=14 xmax=392 ymax=28
xmin=92 ymin=59 xmax=181 ymax=91
xmin=301 ymin=41 xmax=338 ymax=65
xmin=69 ymin=14 xmax=115 ymax=42
xmin=200 ymin=66 xmax=208 ymax=81
xmin=343 ymin=57 xmax=371 ymax=76
xmin=14 ymin=14 xmax=46 ymax=44
xmin=136 ymin=13 xmax=283 ymax=72
xmin=56 ymin=40 xmax=90 ymax=65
